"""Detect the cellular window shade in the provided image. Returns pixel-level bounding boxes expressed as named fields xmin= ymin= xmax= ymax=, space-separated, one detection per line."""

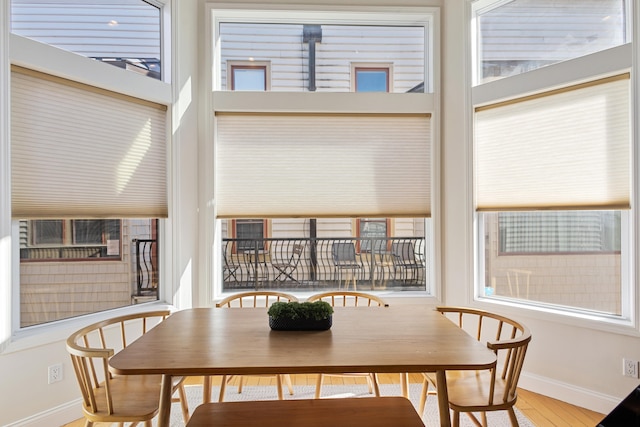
xmin=11 ymin=68 xmax=168 ymax=218
xmin=215 ymin=113 xmax=431 ymax=218
xmin=475 ymin=74 xmax=630 ymax=212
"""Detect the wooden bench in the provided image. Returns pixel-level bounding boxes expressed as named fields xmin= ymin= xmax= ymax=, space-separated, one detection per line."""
xmin=185 ymin=396 xmax=425 ymax=427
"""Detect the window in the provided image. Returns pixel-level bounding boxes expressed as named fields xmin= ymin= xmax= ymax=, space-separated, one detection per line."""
xmin=19 ymin=219 xmax=159 ymax=327
xmin=218 ymin=22 xmax=426 ymax=93
xmin=474 ymin=0 xmax=627 ymax=84
xmin=229 ymin=62 xmax=269 ymax=91
xmin=353 ymin=66 xmax=391 ymax=92
xmin=22 ymin=219 xmax=121 ymax=259
xmin=498 ymin=211 xmax=620 ymax=254
xmin=11 ymin=0 xmax=163 ymax=80
xmin=358 ymin=218 xmax=390 ymax=252
xmin=11 ymin=33 xmax=168 ymax=328
xmin=32 ymin=220 xmax=63 ymax=245
xmin=473 ymin=0 xmax=631 ymax=319
xmin=213 ymin=8 xmax=436 ymax=296
xmin=234 ymin=219 xmax=266 ymax=252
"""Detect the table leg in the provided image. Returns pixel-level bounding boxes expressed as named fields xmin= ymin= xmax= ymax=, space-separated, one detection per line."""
xmin=435 ymin=370 xmax=451 ymax=427
xmin=400 ymin=373 xmax=409 ymax=398
xmin=203 ymin=376 xmax=211 ymax=403
xmin=158 ymin=374 xmax=173 ymax=427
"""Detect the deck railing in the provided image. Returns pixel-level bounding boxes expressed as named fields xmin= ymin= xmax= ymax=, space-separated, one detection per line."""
xmin=133 ymin=239 xmax=158 ymax=297
xmin=223 ymin=237 xmax=426 ymax=291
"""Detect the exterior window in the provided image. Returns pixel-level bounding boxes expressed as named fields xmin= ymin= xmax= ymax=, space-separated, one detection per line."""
xmin=11 ymin=0 xmax=163 ymax=80
xmin=215 ymin=10 xmax=434 ymax=295
xmin=230 ymin=63 xmax=268 ymax=91
xmin=19 ymin=219 xmax=159 ymax=327
xmin=475 ymin=0 xmax=627 ymax=84
xmin=219 ymin=23 xmax=425 ymax=93
xmin=482 ymin=211 xmax=623 ymax=315
xmin=358 ymin=218 xmax=390 ymax=252
xmin=498 ymin=211 xmax=620 ymax=254
xmin=473 ymin=1 xmax=630 ymax=320
xmin=32 ymin=220 xmax=63 ymax=245
xmin=354 ymin=67 xmax=390 ymax=92
xmin=73 ymin=219 xmax=120 ymax=245
xmin=234 ymin=219 xmax=266 ymax=252
xmin=22 ymin=219 xmax=122 ymax=260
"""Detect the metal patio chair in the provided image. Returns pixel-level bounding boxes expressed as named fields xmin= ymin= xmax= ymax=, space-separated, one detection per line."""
xmin=271 ymin=243 xmax=305 ymax=286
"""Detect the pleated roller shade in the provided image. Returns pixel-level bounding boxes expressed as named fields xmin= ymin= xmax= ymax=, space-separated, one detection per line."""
xmin=475 ymin=74 xmax=630 ymax=212
xmin=215 ymin=113 xmax=431 ymax=218
xmin=11 ymin=67 xmax=168 ymax=218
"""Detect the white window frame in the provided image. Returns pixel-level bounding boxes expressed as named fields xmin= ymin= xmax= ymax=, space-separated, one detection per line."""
xmin=471 ymin=0 xmax=636 ymax=333
xmin=227 ymin=60 xmax=271 ymax=91
xmin=4 ymin=0 xmax=174 ymax=348
xmin=351 ymin=63 xmax=393 ymax=92
xmin=206 ymin=5 xmax=441 ymax=303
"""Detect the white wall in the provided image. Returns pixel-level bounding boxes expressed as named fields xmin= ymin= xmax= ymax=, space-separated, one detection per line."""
xmin=0 ymin=0 xmax=638 ymax=425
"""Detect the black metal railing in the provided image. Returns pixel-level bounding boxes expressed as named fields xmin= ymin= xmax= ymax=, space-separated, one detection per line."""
xmin=133 ymin=239 xmax=158 ymax=297
xmin=223 ymin=237 xmax=426 ymax=291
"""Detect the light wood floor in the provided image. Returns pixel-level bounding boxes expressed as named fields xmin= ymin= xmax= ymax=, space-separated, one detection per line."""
xmin=61 ymin=374 xmax=605 ymax=426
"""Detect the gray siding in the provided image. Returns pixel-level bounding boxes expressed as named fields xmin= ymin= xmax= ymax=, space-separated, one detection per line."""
xmin=11 ymin=0 xmax=161 ymax=59
xmin=479 ymin=0 xmax=626 ymax=62
xmin=220 ymin=23 xmax=425 ymax=93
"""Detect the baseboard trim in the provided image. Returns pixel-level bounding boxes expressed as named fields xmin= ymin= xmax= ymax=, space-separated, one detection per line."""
xmin=4 ymin=398 xmax=81 ymax=427
xmin=519 ymin=372 xmax=620 ymax=415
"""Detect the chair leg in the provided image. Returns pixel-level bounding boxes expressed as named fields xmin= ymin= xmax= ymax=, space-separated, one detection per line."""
xmin=178 ymin=383 xmax=190 ymax=424
xmin=507 ymin=407 xmax=520 ymax=427
xmin=452 ymin=411 xmax=461 ymax=427
xmin=371 ymin=373 xmax=380 ymax=397
xmin=276 ymin=374 xmax=284 ymax=400
xmin=218 ymin=375 xmax=228 ymax=402
xmin=315 ymin=374 xmax=324 ymax=399
xmin=418 ymin=376 xmax=429 ymax=416
xmin=284 ymin=374 xmax=294 ymax=395
xmin=83 ymin=420 xmax=93 ymax=427
xmin=466 ymin=413 xmax=484 ymax=427
xmin=237 ymin=376 xmax=244 ymax=394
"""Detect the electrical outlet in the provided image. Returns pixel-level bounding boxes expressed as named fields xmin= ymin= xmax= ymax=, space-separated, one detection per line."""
xmin=48 ymin=363 xmax=63 ymax=384
xmin=623 ymin=358 xmax=638 ymax=378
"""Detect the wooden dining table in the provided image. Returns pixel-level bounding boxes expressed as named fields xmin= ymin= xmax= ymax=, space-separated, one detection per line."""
xmin=109 ymin=305 xmax=496 ymax=427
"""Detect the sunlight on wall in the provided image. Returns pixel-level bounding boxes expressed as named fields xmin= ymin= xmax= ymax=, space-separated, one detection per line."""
xmin=116 ymin=119 xmax=153 ymax=194
xmin=178 ymin=258 xmax=193 ymax=308
xmin=174 ymin=76 xmax=192 ymax=134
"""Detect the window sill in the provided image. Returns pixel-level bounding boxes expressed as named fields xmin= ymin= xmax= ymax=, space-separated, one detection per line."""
xmin=2 ymin=300 xmax=174 ymax=355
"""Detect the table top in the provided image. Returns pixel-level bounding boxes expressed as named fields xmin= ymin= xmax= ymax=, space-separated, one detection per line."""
xmin=110 ymin=305 xmax=495 ymax=376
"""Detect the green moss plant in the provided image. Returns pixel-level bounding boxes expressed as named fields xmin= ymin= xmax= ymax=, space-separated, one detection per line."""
xmin=267 ymin=301 xmax=334 ymax=321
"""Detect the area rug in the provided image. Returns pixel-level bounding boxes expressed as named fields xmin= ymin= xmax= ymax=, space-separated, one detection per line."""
xmin=167 ymin=383 xmax=535 ymax=427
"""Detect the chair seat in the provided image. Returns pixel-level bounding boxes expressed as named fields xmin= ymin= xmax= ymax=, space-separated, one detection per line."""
xmin=83 ymin=374 xmax=161 ymax=422
xmin=446 ymin=371 xmax=517 ymax=411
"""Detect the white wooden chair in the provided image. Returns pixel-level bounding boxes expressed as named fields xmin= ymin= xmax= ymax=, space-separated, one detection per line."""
xmin=66 ymin=310 xmax=190 ymax=427
xmin=418 ymin=306 xmax=531 ymax=427
xmin=206 ymin=291 xmax=298 ymax=402
xmin=306 ymin=291 xmax=388 ymax=399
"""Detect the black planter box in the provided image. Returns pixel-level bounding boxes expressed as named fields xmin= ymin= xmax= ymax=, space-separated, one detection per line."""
xmin=269 ymin=315 xmax=332 ymax=331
